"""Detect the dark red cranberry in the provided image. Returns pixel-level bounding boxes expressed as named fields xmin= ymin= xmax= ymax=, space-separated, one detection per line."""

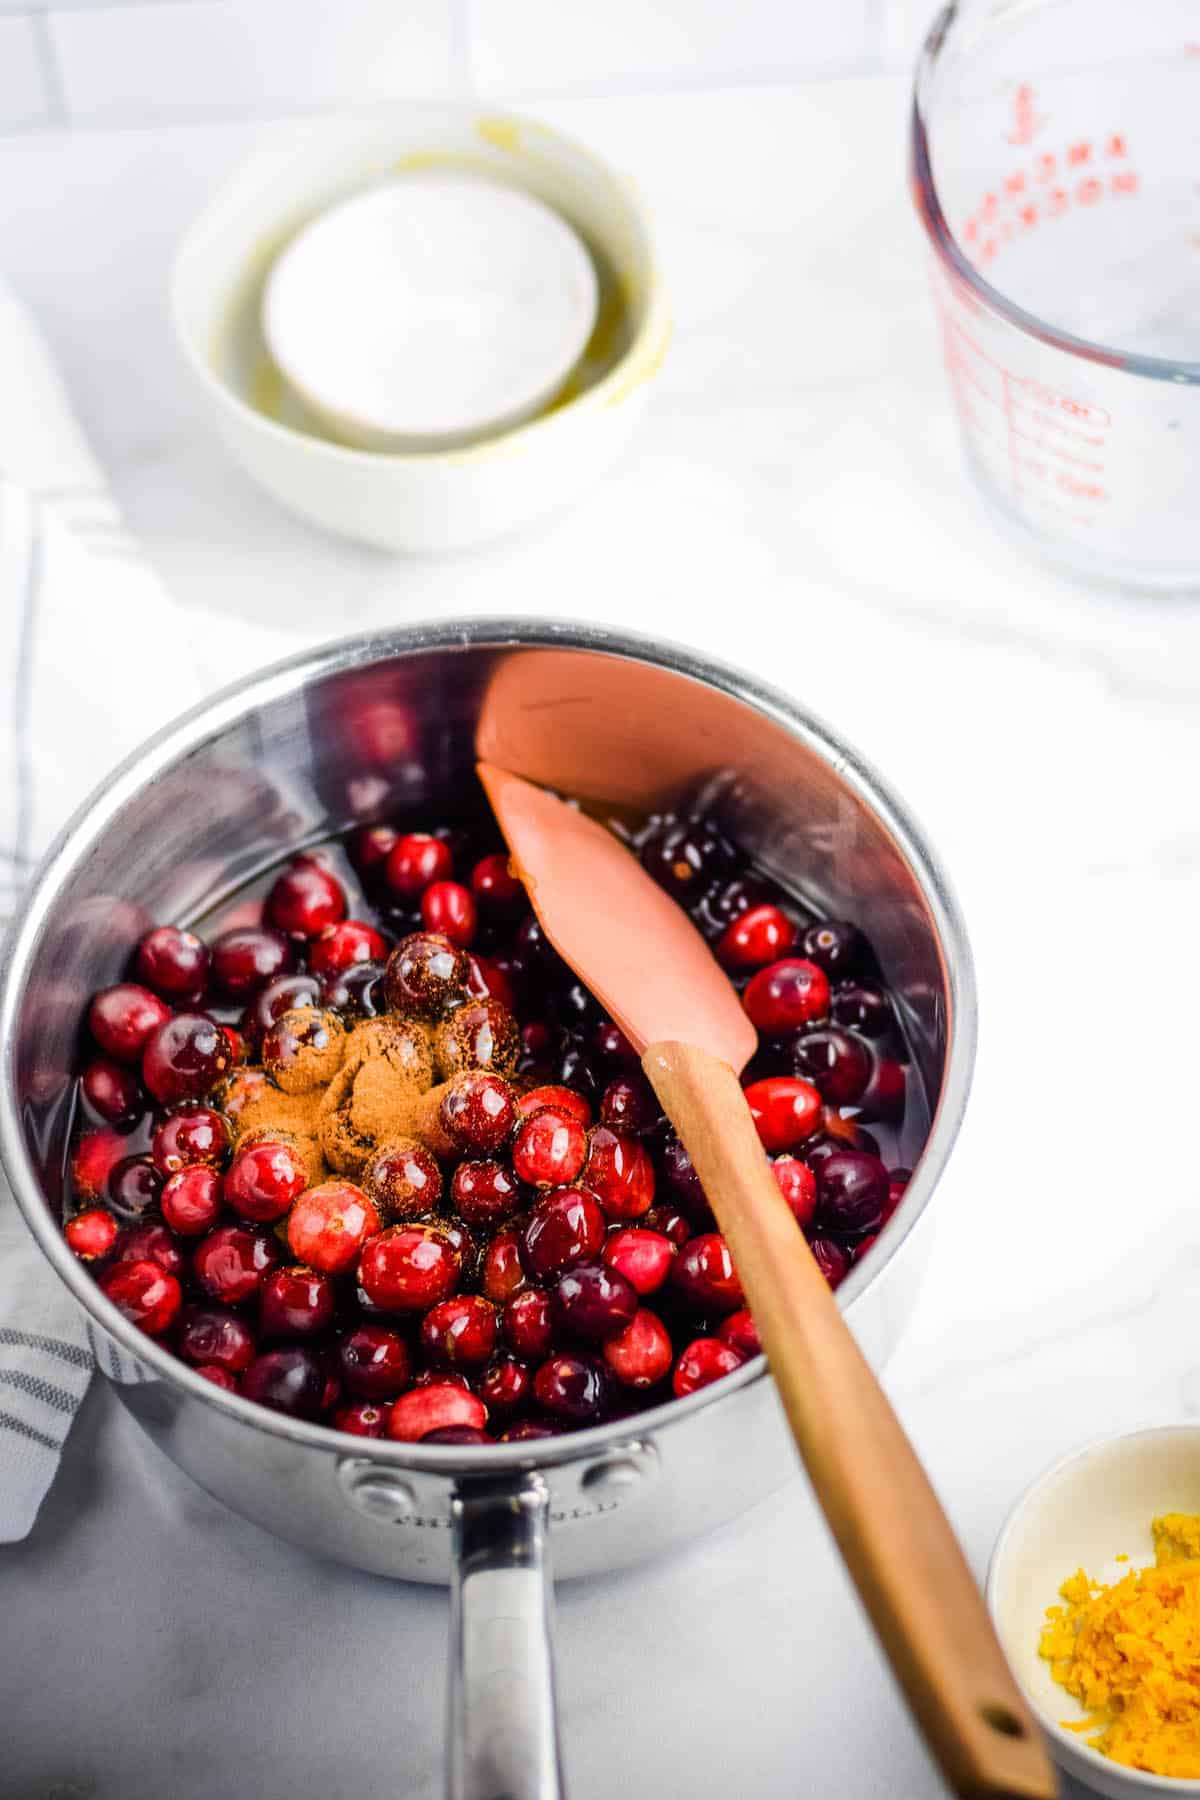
xmin=410 ymin=1369 xmax=473 ymax=1392
xmin=743 ymin=959 xmax=830 ymax=1035
xmin=640 ymin=818 xmax=735 ymax=905
xmin=259 ymin=1266 xmax=336 ymax=1339
xmin=643 ymin=1204 xmax=692 ymax=1247
xmin=603 ymin=1226 xmax=675 ymax=1295
xmin=111 ymin=1220 xmax=184 ymax=1279
xmin=179 ymin=1304 xmax=257 ymax=1372
xmin=478 ymin=1353 xmax=531 ymax=1414
xmin=71 ymin=1128 xmax=127 ymax=1201
xmin=161 ymin=1166 xmax=224 ymax=1236
xmin=883 ymin=1169 xmax=910 ymax=1223
xmin=673 ymin=1336 xmax=742 ymax=1397
xmin=386 ymin=1384 xmax=487 ymax=1442
xmin=99 ymin=1257 xmax=181 ymax=1336
xmin=310 ymin=920 xmax=387 ymax=979
xmin=421 ymin=880 xmax=477 ymax=948
xmin=266 ymin=858 xmax=347 ymax=938
xmin=384 ymin=931 xmax=469 ymax=1015
xmin=333 ymin=1401 xmax=388 ymax=1437
xmin=358 ymin=1223 xmax=461 ymax=1312
xmin=422 ymin=1425 xmax=493 ymax=1445
xmin=583 ymin=1126 xmax=655 ymax=1219
xmin=512 ymin=1107 xmax=587 ymax=1189
xmin=81 ymin=1057 xmax=144 ymax=1129
xmin=385 ymin=833 xmax=452 ymax=899
xmin=421 ymin=1295 xmax=498 ymax=1369
xmin=553 ymin=1040 xmax=598 ymax=1103
xmin=693 ymin=874 xmax=771 ymax=941
xmin=451 ymin=1159 xmax=522 ymax=1228
xmin=362 ymin=1139 xmax=442 ymax=1221
xmin=338 ymin=1324 xmax=412 ymax=1399
xmin=555 ymin=980 xmax=599 ymax=1029
xmin=321 ymin=959 xmax=387 ymax=1018
xmin=719 ymin=1309 xmax=762 ymax=1359
xmin=466 ymin=954 xmax=517 ymax=1012
xmin=224 ymin=1140 xmax=308 ymax=1224
xmin=64 ymin=1206 xmax=118 ymax=1261
xmin=660 ymin=1133 xmax=711 ymax=1222
xmin=142 ymin=1013 xmax=232 ymax=1105
xmin=816 ymin=1149 xmax=889 ymax=1237
xmin=598 ymin=1074 xmax=658 ymax=1135
xmin=347 ymin=823 xmax=398 ymax=883
xmin=802 ymin=920 xmax=866 ymax=976
xmin=789 ymin=1026 xmax=872 ymax=1105
xmin=744 ymin=1076 xmax=823 ymax=1152
xmin=515 ymin=913 xmax=566 ymax=976
xmin=591 ymin=1019 xmax=638 ymax=1066
xmin=553 ymin=1260 xmax=638 ymax=1343
xmin=211 ymin=926 xmax=293 ymax=1000
xmin=193 ymin=1224 xmax=279 ymax=1304
xmin=440 ymin=1071 xmax=517 ymax=1155
xmin=241 ymin=1347 xmax=325 ymax=1419
xmin=771 ymin=1155 xmax=817 ymax=1229
xmin=520 ymin=1186 xmax=605 ymax=1281
xmin=856 ymin=1057 xmax=906 ymax=1124
xmin=288 ymin=1181 xmax=382 ymax=1275
xmin=503 ymin=1288 xmax=554 ymax=1361
xmin=809 ymin=1237 xmax=850 ymax=1288
xmin=809 ymin=1114 xmax=882 ymax=1163
xmin=89 ymin=983 xmax=170 ymax=1063
xmin=135 ymin=926 xmax=210 ymax=1003
xmin=196 ymin=1364 xmax=238 ymax=1391
xmin=716 ymin=903 xmax=797 ymax=970
xmin=471 ymin=852 xmax=524 ymax=913
xmin=105 ymin=1155 xmax=162 ymax=1220
xmin=831 ymin=980 xmax=893 ymax=1037
xmin=603 ymin=1308 xmax=673 ymax=1387
xmin=151 ymin=1106 xmax=230 ymax=1175
xmin=534 ymin=1353 xmax=608 ymax=1422
xmin=672 ymin=1233 xmax=743 ymax=1313
xmin=222 ymin=1024 xmax=247 ymax=1067
xmin=481 ymin=1226 xmax=528 ymax=1304
xmin=516 ymin=1084 xmax=591 ymax=1126
xmin=242 ymin=973 xmax=322 ymax=1044
xmin=501 ymin=1421 xmax=561 ymax=1442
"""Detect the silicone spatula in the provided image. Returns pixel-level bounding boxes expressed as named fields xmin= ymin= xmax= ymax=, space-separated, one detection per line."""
xmin=478 ymin=761 xmax=1056 ymax=1800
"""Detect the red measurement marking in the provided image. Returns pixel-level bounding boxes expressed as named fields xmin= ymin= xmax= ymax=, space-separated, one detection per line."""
xmin=1019 ymin=202 xmax=1039 ymax=228
xmin=1066 ymin=140 xmax=1093 ymax=167
xmin=1007 ymin=82 xmax=1046 ymax=145
xmin=1112 ymin=170 xmax=1138 ymax=194
xmin=1035 ymin=152 xmax=1057 ymax=182
xmin=1004 ymin=169 xmax=1027 ymax=197
xmin=1077 ymin=176 xmax=1104 ymax=206
xmin=1105 ymin=133 xmax=1128 ymax=158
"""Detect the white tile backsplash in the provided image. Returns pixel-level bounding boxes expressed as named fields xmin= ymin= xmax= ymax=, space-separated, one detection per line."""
xmin=0 ymin=15 xmax=51 ymax=127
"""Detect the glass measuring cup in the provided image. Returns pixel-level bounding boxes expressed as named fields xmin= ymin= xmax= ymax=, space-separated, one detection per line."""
xmin=911 ymin=1 xmax=1200 ymax=591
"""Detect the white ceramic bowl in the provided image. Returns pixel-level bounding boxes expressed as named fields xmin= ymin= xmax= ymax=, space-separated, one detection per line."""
xmin=170 ymin=109 xmax=669 ymax=553
xmin=988 ymin=1426 xmax=1200 ymax=1799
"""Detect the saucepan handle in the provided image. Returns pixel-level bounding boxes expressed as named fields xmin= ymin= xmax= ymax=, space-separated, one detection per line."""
xmin=448 ymin=1473 xmax=566 ymax=1800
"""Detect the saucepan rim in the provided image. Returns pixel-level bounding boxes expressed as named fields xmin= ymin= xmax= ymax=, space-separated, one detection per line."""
xmin=0 ymin=616 xmax=977 ymax=1474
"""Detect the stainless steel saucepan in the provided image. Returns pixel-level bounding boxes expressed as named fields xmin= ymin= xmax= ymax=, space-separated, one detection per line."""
xmin=0 ymin=620 xmax=976 ymax=1800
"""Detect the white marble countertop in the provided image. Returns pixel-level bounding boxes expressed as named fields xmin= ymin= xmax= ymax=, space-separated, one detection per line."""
xmin=0 ymin=69 xmax=1197 ymax=1800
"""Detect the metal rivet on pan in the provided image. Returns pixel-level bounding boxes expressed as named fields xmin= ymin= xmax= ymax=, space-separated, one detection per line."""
xmin=338 ymin=1459 xmax=417 ymax=1523
xmin=579 ymin=1441 xmax=658 ymax=1496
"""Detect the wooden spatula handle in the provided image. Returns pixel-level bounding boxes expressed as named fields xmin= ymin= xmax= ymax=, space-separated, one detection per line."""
xmin=644 ymin=1040 xmax=1057 ymax=1800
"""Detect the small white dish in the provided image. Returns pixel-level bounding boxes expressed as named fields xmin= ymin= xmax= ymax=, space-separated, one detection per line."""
xmin=988 ymin=1426 xmax=1200 ymax=1799
xmin=261 ymin=173 xmax=599 ymax=452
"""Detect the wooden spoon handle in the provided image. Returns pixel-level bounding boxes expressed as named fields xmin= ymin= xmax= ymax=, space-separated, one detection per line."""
xmin=643 ymin=1040 xmax=1056 ymax=1800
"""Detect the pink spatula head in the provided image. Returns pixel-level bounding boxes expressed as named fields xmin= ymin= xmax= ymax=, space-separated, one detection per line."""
xmin=477 ymin=762 xmax=757 ymax=1073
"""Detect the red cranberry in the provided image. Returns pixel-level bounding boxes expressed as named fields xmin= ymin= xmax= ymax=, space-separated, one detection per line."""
xmin=111 ymin=1220 xmax=184 ymax=1279
xmin=104 ymin=1155 xmax=163 ymax=1220
xmin=640 ymin=818 xmax=735 ymax=905
xmin=197 ymin=1364 xmax=238 ymax=1391
xmin=603 ymin=1227 xmax=675 ymax=1295
xmin=816 ymin=1149 xmax=888 ymax=1237
xmin=347 ymin=823 xmax=398 ymax=882
xmin=583 ymin=1126 xmax=655 ymax=1220
xmin=225 ymin=1140 xmax=308 ymax=1224
xmin=161 ymin=1166 xmax=223 ymax=1236
xmin=359 ymin=1223 xmax=461 ymax=1312
xmin=552 ymin=1041 xmax=598 ymax=1103
xmin=502 ymin=1421 xmax=560 ymax=1442
xmin=534 ymin=1353 xmax=608 ymax=1422
xmin=516 ymin=1085 xmax=591 ymax=1126
xmin=503 ymin=1289 xmax=554 ymax=1361
xmin=288 ymin=1181 xmax=382 ymax=1275
xmin=142 ymin=1013 xmax=232 ymax=1105
xmin=513 ymin=1108 xmax=587 ymax=1189
xmin=338 ymin=1324 xmax=412 ymax=1399
xmin=384 ymin=931 xmax=469 ymax=1015
xmin=856 ymin=1057 xmax=906 ymax=1124
xmin=386 ymin=1385 xmax=487 ymax=1442
xmin=808 ymin=1115 xmax=881 ymax=1165
xmin=466 ymin=953 xmax=517 ymax=1012
xmin=471 ymin=852 xmax=524 ymax=911
xmin=151 ymin=1106 xmax=230 ymax=1175
xmin=310 ymin=919 xmax=386 ymax=978
xmin=260 ymin=1266 xmax=336 ymax=1339
xmin=241 ymin=1347 xmax=325 ymax=1419
xmin=743 ymin=959 xmax=830 ymax=1035
xmin=422 ymin=1425 xmax=493 ymax=1445
xmin=693 ymin=874 xmax=771 ymax=940
xmin=672 ymin=1233 xmax=743 ymax=1313
xmin=603 ymin=1308 xmax=673 ymax=1387
xmin=81 ymin=1057 xmax=144 ymax=1129
xmin=99 ymin=1257 xmax=181 ymax=1335
xmin=519 ymin=1022 xmax=554 ymax=1065
xmin=71 ymin=1128 xmax=127 ymax=1201
xmin=802 ymin=920 xmax=866 ymax=976
xmin=321 ymin=960 xmax=386 ymax=1019
xmin=135 ymin=926 xmax=210 ymax=1002
xmin=179 ymin=1304 xmax=257 ymax=1372
xmin=831 ymin=980 xmax=893 ymax=1037
xmin=242 ymin=973 xmax=322 ymax=1044
xmin=64 ymin=1206 xmax=118 ymax=1261
xmin=421 ymin=880 xmax=477 ymax=948
xmin=771 ymin=1156 xmax=817 ymax=1229
xmin=362 ymin=1139 xmax=441 ymax=1221
xmin=744 ymin=1076 xmax=823 ymax=1152
xmin=789 ymin=1026 xmax=871 ymax=1105
xmin=211 ymin=926 xmax=293 ymax=1000
xmin=385 ymin=833 xmax=452 ymax=899
xmin=809 ymin=1236 xmax=850 ymax=1288
xmin=660 ymin=1133 xmax=711 ymax=1221
xmin=478 ymin=1353 xmax=531 ymax=1414
xmin=553 ymin=1260 xmax=638 ymax=1343
xmin=884 ymin=1169 xmax=910 ymax=1223
xmin=673 ymin=1336 xmax=743 ymax=1397
xmin=590 ymin=1020 xmax=636 ymax=1068
xmin=89 ymin=984 xmax=170 ymax=1063
xmin=421 ymin=1295 xmax=498 ymax=1369
xmin=193 ymin=1224 xmax=279 ymax=1303
xmin=520 ymin=1186 xmax=605 ymax=1281
xmin=854 ymin=1234 xmax=879 ymax=1262
xmin=440 ymin=1071 xmax=517 ymax=1155
xmin=266 ymin=858 xmax=347 ymax=938
xmin=643 ymin=1204 xmax=692 ymax=1247
xmin=410 ymin=1369 xmax=472 ymax=1392
xmin=719 ymin=1309 xmax=762 ymax=1359
xmin=717 ymin=903 xmax=797 ymax=970
xmin=598 ymin=1075 xmax=657 ymax=1135
xmin=333 ymin=1401 xmax=388 ymax=1437
xmin=451 ymin=1159 xmax=522 ymax=1228
xmin=481 ymin=1226 xmax=528 ymax=1304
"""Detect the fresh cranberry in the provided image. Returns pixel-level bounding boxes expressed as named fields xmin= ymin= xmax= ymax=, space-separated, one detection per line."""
xmin=71 ymin=1128 xmax=127 ymax=1201
xmin=358 ymin=1223 xmax=461 ymax=1312
xmin=883 ymin=1169 xmax=910 ymax=1222
xmin=603 ymin=1308 xmax=673 ymax=1388
xmin=552 ymin=1041 xmax=598 ymax=1103
xmin=553 ymin=1260 xmax=638 ymax=1343
xmin=771 ymin=1156 xmax=818 ymax=1229
xmin=99 ymin=1258 xmax=181 ymax=1336
xmin=789 ymin=1026 xmax=872 ymax=1105
xmin=660 ymin=1133 xmax=711 ymax=1221
xmin=478 ymin=1353 xmax=531 ymax=1414
xmin=421 ymin=880 xmax=477 ymax=948
xmin=643 ymin=1204 xmax=692 ymax=1248
xmin=513 ymin=1107 xmax=587 ymax=1189
xmin=193 ymin=1224 xmax=279 ymax=1304
xmin=421 ymin=1295 xmax=498 ymax=1369
xmin=502 ymin=1421 xmax=561 ymax=1442
xmin=111 ymin=1220 xmax=185 ymax=1279
xmin=503 ymin=1289 xmax=554 ymax=1361
xmin=809 ymin=1115 xmax=881 ymax=1164
xmin=385 ymin=832 xmax=452 ymax=899
xmin=347 ymin=823 xmax=399 ymax=883
xmin=583 ymin=1126 xmax=656 ymax=1220
xmin=89 ymin=984 xmax=171 ymax=1063
xmin=854 ymin=1234 xmax=879 ymax=1262
xmin=152 ymin=1106 xmax=230 ymax=1175
xmin=809 ymin=1237 xmax=850 ymax=1289
xmin=440 ymin=1071 xmax=517 ymax=1155
xmin=534 ymin=1353 xmax=609 ymax=1422
xmin=179 ymin=1305 xmax=257 ymax=1372
xmin=802 ymin=920 xmax=866 ymax=976
xmin=744 ymin=1076 xmax=823 ymax=1153
xmin=242 ymin=973 xmax=322 ymax=1044
xmin=816 ymin=1150 xmax=889 ymax=1237
xmin=591 ymin=1019 xmax=638 ymax=1066
xmin=466 ymin=953 xmax=517 ymax=1012
xmin=288 ymin=1181 xmax=382 ymax=1275
xmin=196 ymin=1364 xmax=239 ymax=1391
xmin=422 ymin=1426 xmax=493 ymax=1445
xmin=321 ymin=960 xmax=386 ymax=1019
xmin=64 ymin=1207 xmax=118 ymax=1261
xmin=105 ymin=1155 xmax=163 ymax=1221
xmin=471 ymin=852 xmax=524 ymax=912
xmin=81 ymin=1057 xmax=144 ymax=1129
xmin=672 ymin=1233 xmax=743 ymax=1313
xmin=135 ymin=926 xmax=210 ymax=1002
xmin=719 ymin=1309 xmax=762 ymax=1359
xmin=673 ymin=1337 xmax=743 ymax=1397
xmin=241 ymin=1347 xmax=325 ymax=1419
xmin=259 ymin=1266 xmax=336 ymax=1339
xmin=856 ymin=1057 xmax=906 ymax=1124
xmin=451 ymin=1159 xmax=522 ymax=1228
xmin=693 ymin=874 xmax=771 ymax=940
xmin=520 ymin=1186 xmax=605 ymax=1281
xmin=598 ymin=1075 xmax=658 ymax=1135
xmin=516 ymin=1085 xmax=591 ymax=1126
xmin=717 ymin=903 xmax=797 ymax=970
xmin=831 ymin=980 xmax=893 ymax=1037
xmin=362 ymin=1139 xmax=442 ymax=1221
xmin=603 ymin=1227 xmax=675 ymax=1295
xmin=266 ymin=858 xmax=347 ymax=938
xmin=743 ymin=959 xmax=830 ymax=1035
xmin=386 ymin=1385 xmax=487 ymax=1442
xmin=556 ymin=980 xmax=599 ymax=1029
xmin=437 ymin=998 xmax=520 ymax=1077
xmin=142 ymin=1013 xmax=232 ymax=1105
xmin=222 ymin=1025 xmax=247 ymax=1067
xmin=307 ymin=920 xmax=383 ymax=979
xmin=338 ymin=1324 xmax=412 ymax=1399
xmin=639 ymin=818 xmax=735 ymax=905
xmin=333 ymin=1401 xmax=388 ymax=1437
xmin=384 ymin=931 xmax=469 ymax=1015
xmin=410 ymin=1369 xmax=473 ymax=1392
xmin=224 ymin=1140 xmax=308 ymax=1224
xmin=211 ymin=926 xmax=293 ymax=1000
xmin=161 ymin=1166 xmax=224 ymax=1236
xmin=481 ymin=1226 xmax=528 ymax=1304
